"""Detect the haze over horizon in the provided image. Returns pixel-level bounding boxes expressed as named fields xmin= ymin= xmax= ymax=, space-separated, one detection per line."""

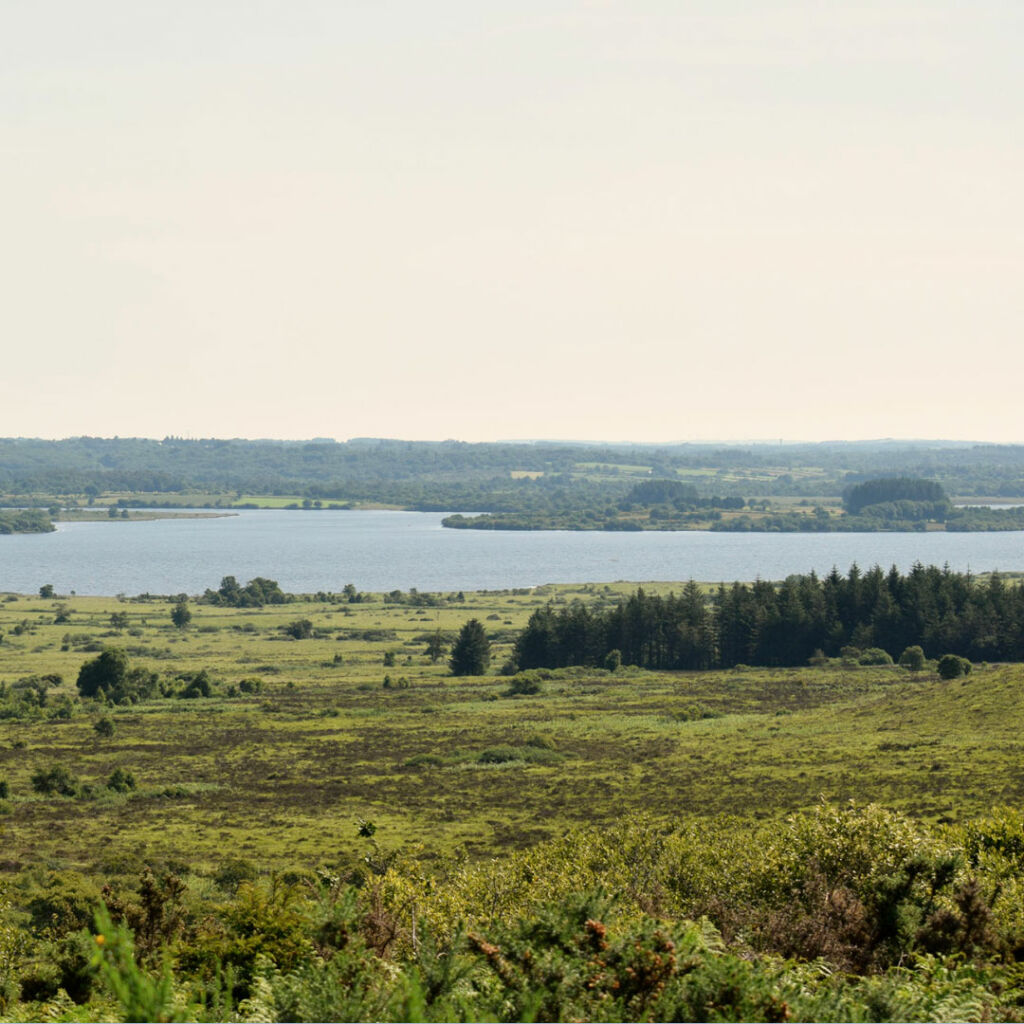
xmin=4 ymin=2 xmax=1021 ymax=444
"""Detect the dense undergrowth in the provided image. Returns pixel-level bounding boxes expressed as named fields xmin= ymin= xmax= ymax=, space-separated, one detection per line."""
xmin=4 ymin=805 xmax=1024 ymax=1020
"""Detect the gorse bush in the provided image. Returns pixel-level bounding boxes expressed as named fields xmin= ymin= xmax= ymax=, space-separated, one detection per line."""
xmin=8 ymin=806 xmax=1024 ymax=1020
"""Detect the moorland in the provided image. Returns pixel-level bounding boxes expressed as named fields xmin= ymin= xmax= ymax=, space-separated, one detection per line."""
xmin=2 ymin=574 xmax=1024 ymax=1020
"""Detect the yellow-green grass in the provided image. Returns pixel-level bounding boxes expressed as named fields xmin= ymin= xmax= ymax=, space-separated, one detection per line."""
xmin=0 ymin=586 xmax=1020 ymax=884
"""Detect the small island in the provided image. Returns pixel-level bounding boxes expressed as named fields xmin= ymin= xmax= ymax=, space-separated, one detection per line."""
xmin=442 ymin=477 xmax=1024 ymax=533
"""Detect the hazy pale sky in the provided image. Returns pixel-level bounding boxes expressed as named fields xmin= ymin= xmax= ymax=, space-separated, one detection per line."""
xmin=3 ymin=1 xmax=1021 ymax=442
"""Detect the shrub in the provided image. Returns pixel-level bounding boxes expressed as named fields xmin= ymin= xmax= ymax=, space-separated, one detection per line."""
xmin=672 ymin=702 xmax=719 ymax=722
xmin=478 ymin=745 xmax=563 ymax=765
xmin=858 ymin=647 xmax=893 ymax=666
xmin=93 ymin=716 xmax=115 ymax=738
xmin=506 ymin=673 xmax=542 ymax=696
xmin=938 ymin=654 xmax=972 ymax=679
xmin=0 ymin=780 xmax=7 ymax=799
xmin=77 ymin=648 xmax=158 ymax=704
xmin=283 ymin=618 xmax=313 ymax=640
xmin=238 ymin=677 xmax=263 ymax=694
xmin=106 ymin=767 xmax=136 ymax=793
xmin=899 ymin=645 xmax=927 ymax=671
xmin=214 ymin=857 xmax=260 ymax=893
xmin=31 ymin=764 xmax=79 ymax=797
xmin=26 ymin=870 xmax=102 ymax=934
xmin=179 ymin=669 xmax=213 ymax=699
xmin=604 ymin=648 xmax=622 ymax=672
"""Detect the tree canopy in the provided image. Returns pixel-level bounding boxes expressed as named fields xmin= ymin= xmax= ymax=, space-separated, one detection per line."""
xmin=844 ymin=478 xmax=949 ymax=515
xmin=513 ymin=565 xmax=1023 ymax=671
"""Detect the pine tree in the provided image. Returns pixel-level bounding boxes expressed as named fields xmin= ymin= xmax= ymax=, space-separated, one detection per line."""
xmin=449 ymin=619 xmax=491 ymax=676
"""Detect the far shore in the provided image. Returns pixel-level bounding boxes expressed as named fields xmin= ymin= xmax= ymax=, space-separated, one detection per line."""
xmin=56 ymin=509 xmax=237 ymax=523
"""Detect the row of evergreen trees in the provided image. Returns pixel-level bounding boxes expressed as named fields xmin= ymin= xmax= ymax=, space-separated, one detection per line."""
xmin=513 ymin=563 xmax=1024 ymax=670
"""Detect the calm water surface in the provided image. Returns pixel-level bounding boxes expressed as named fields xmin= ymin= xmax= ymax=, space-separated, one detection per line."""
xmin=1 ymin=510 xmax=1023 ymax=595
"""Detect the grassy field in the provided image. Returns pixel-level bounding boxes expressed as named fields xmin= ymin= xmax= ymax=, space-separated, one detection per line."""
xmin=1 ymin=583 xmax=1022 ymax=888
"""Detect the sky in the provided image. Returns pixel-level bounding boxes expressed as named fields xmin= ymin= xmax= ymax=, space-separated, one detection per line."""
xmin=2 ymin=1 xmax=1022 ymax=443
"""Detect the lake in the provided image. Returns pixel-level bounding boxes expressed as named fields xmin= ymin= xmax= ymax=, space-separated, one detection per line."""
xmin=1 ymin=510 xmax=1024 ymax=595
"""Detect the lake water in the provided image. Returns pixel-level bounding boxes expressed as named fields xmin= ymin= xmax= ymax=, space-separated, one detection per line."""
xmin=1 ymin=510 xmax=1024 ymax=595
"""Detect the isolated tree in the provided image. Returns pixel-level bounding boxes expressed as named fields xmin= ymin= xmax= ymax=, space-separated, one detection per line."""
xmin=425 ymin=630 xmax=448 ymax=663
xmin=77 ymin=648 xmax=157 ymax=703
xmin=899 ymin=645 xmax=926 ymax=671
xmin=39 ymin=584 xmax=54 ymax=599
xmin=449 ymin=619 xmax=491 ymax=676
xmin=77 ymin=648 xmax=130 ymax=698
xmin=170 ymin=600 xmax=192 ymax=629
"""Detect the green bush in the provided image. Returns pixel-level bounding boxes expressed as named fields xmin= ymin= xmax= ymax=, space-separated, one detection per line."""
xmin=505 ymin=673 xmax=543 ymax=696
xmin=77 ymin=648 xmax=158 ymax=704
xmin=214 ymin=857 xmax=260 ymax=893
xmin=938 ymin=654 xmax=972 ymax=679
xmin=30 ymin=765 xmax=79 ymax=797
xmin=477 ymin=745 xmax=564 ymax=765
xmin=26 ymin=870 xmax=102 ymax=934
xmin=283 ymin=619 xmax=313 ymax=640
xmin=179 ymin=669 xmax=213 ymax=699
xmin=899 ymin=645 xmax=927 ymax=671
xmin=106 ymin=767 xmax=136 ymax=793
xmin=93 ymin=716 xmax=115 ymax=738
xmin=858 ymin=647 xmax=894 ymax=666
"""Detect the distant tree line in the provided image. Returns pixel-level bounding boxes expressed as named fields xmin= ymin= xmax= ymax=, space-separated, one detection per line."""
xmin=6 ymin=437 xmax=1024 ymax=501
xmin=513 ymin=564 xmax=1024 ymax=671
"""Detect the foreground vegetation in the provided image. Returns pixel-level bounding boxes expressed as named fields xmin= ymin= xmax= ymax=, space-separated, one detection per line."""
xmin=2 ymin=581 xmax=1024 ymax=1019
